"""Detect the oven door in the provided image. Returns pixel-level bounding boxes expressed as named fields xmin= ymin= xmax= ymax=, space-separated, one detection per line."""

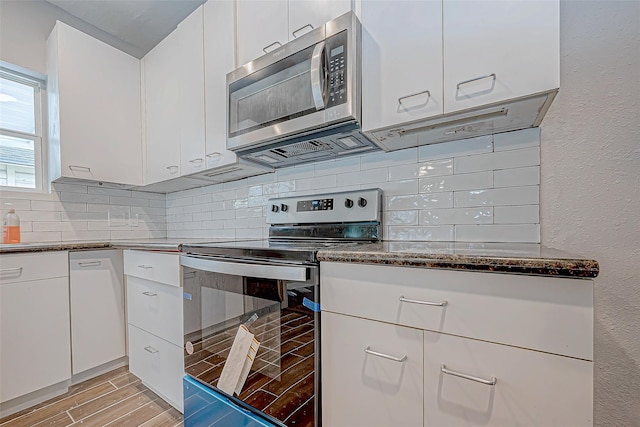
xmin=181 ymin=255 xmax=320 ymax=427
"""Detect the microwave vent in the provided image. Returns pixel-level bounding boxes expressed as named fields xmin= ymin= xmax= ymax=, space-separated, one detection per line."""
xmin=270 ymin=140 xmax=333 ymax=158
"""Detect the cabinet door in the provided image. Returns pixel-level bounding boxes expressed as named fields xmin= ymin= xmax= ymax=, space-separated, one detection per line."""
xmin=203 ymin=0 xmax=239 ymax=171
xmin=289 ymin=0 xmax=351 ymax=39
xmin=1 ymin=277 xmax=71 ymax=402
xmin=423 ymin=331 xmax=592 ymax=426
xmin=51 ymin=22 xmax=143 ymax=186
xmin=144 ymin=29 xmax=182 ymax=184
xmin=177 ymin=6 xmax=207 ymax=176
xmin=322 ymin=311 xmax=423 ymax=427
xmin=70 ymin=250 xmax=125 ymax=375
xmin=361 ymin=1 xmax=443 ymax=132
xmin=236 ymin=0 xmax=288 ymax=67
xmin=443 ymin=0 xmax=559 ymax=113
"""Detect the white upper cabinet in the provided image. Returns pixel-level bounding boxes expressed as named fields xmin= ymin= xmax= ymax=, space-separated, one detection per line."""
xmin=47 ymin=21 xmax=143 ymax=186
xmin=143 ymin=29 xmax=182 ymax=184
xmin=203 ymin=0 xmax=239 ymax=171
xmin=144 ymin=6 xmax=206 ymax=184
xmin=443 ymin=0 xmax=559 ymax=113
xmin=236 ymin=0 xmax=351 ymax=67
xmin=361 ymin=1 xmax=444 ymax=132
xmin=236 ymin=0 xmax=288 ymax=67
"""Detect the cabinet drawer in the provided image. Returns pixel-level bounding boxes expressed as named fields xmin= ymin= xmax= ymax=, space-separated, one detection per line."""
xmin=128 ymin=324 xmax=184 ymax=412
xmin=123 ymin=250 xmax=181 ymax=287
xmin=424 ymin=331 xmax=592 ymax=426
xmin=127 ymin=276 xmax=183 ymax=346
xmin=322 ymin=311 xmax=423 ymax=427
xmin=0 ymin=251 xmax=68 ymax=284
xmin=321 ymin=262 xmax=593 ymax=360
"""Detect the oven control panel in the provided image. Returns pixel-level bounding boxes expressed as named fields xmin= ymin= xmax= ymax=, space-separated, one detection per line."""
xmin=267 ymin=188 xmax=382 ymax=224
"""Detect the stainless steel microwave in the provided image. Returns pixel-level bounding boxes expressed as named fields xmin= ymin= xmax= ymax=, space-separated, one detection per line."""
xmin=226 ymin=12 xmax=381 ymax=168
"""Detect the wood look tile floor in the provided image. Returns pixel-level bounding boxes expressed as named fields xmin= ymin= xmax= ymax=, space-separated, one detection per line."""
xmin=0 ymin=367 xmax=183 ymax=427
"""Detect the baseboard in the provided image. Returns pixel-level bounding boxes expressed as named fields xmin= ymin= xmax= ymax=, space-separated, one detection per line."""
xmin=71 ymin=356 xmax=129 ymax=385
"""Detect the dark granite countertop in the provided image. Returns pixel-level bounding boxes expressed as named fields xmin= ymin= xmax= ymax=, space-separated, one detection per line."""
xmin=317 ymin=242 xmax=599 ymax=278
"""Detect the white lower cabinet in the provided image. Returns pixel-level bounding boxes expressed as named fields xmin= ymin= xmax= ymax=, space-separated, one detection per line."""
xmin=423 ymin=331 xmax=592 ymax=426
xmin=321 ymin=262 xmax=594 ymax=427
xmin=322 ymin=311 xmax=424 ymax=427
xmin=124 ymin=250 xmax=184 ymax=412
xmin=128 ymin=324 xmax=184 ymax=411
xmin=0 ymin=252 xmax=70 ymax=403
xmin=69 ymin=250 xmax=125 ymax=375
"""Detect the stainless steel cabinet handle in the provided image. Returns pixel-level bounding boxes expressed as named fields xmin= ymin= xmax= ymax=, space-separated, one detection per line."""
xmin=456 ymin=73 xmax=496 ymax=89
xmin=142 ymin=291 xmax=157 ymax=297
xmin=206 ymin=152 xmax=221 ymax=159
xmin=137 ymin=264 xmax=153 ymax=269
xmin=440 ymin=364 xmax=497 ymax=386
xmin=68 ymin=165 xmax=91 ymax=172
xmin=310 ymin=41 xmax=326 ymax=111
xmin=144 ymin=346 xmax=159 ymax=354
xmin=399 ymin=296 xmax=447 ymax=307
xmin=263 ymin=41 xmax=283 ymax=53
xmin=166 ymin=165 xmax=179 ymax=172
xmin=364 ymin=346 xmax=407 ymax=363
xmin=398 ymin=90 xmax=431 ymax=105
xmin=292 ymin=24 xmax=313 ymax=38
xmin=0 ymin=267 xmax=23 ymax=275
xmin=78 ymin=261 xmax=102 ymax=267
xmin=189 ymin=158 xmax=204 ymax=163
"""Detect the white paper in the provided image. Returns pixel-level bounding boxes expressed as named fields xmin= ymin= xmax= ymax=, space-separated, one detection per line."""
xmin=217 ymin=325 xmax=260 ymax=396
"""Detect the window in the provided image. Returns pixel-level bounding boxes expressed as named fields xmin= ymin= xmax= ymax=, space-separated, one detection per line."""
xmin=0 ymin=65 xmax=45 ymax=191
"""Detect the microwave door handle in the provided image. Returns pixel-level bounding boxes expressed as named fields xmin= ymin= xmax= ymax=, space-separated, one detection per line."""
xmin=310 ymin=41 xmax=326 ymax=111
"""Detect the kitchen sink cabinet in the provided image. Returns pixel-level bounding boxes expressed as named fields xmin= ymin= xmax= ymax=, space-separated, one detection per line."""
xmin=46 ymin=21 xmax=143 ymax=186
xmin=123 ymin=250 xmax=184 ymax=412
xmin=0 ymin=252 xmax=70 ymax=403
xmin=443 ymin=0 xmax=559 ymax=114
xmin=321 ymin=262 xmax=594 ymax=426
xmin=143 ymin=6 xmax=206 ymax=184
xmin=69 ymin=250 xmax=125 ymax=376
xmin=236 ymin=0 xmax=351 ymax=67
xmin=360 ymin=0 xmax=444 ymax=132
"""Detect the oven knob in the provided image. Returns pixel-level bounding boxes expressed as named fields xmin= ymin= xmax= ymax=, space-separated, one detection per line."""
xmin=281 ymin=203 xmax=288 ymax=212
xmin=344 ymin=198 xmax=354 ymax=208
xmin=358 ymin=197 xmax=367 ymax=208
xmin=271 ymin=204 xmax=279 ymax=213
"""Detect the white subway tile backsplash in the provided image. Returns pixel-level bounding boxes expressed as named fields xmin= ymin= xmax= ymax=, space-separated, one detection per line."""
xmin=419 ymin=171 xmax=493 ymax=193
xmin=388 ymin=193 xmax=454 ymax=210
xmin=454 ymin=186 xmax=539 ymax=207
xmin=248 ymin=173 xmax=276 ymax=186
xmin=314 ymin=157 xmax=360 ymax=176
xmin=376 ymin=180 xmax=419 ymax=196
xmin=337 ymin=168 xmax=387 ymax=186
xmin=387 ymin=225 xmax=454 ymax=241
xmin=110 ymin=196 xmax=149 ymax=207
xmin=454 ymin=147 xmax=540 ymax=174
xmin=61 ymin=230 xmax=110 ymax=241
xmin=494 ymin=128 xmax=540 ymax=151
xmin=360 ymin=148 xmax=417 ymax=169
xmin=420 ymin=208 xmax=493 ymax=225
xmin=223 ymin=179 xmax=249 ymax=191
xmin=494 ymin=166 xmax=540 ymax=188
xmin=384 ymin=210 xmax=419 ymax=226
xmin=388 ymin=159 xmax=453 ymax=181
xmin=494 ymin=205 xmax=540 ymax=224
xmin=276 ymin=164 xmax=315 ymax=180
xmin=33 ymin=221 xmax=86 ymax=232
xmin=0 ymin=199 xmax=32 ymax=211
xmin=87 ymin=186 xmax=132 ymax=197
xmin=60 ymin=192 xmax=110 ymax=204
xmin=20 ymin=231 xmax=62 ymax=243
xmin=296 ymin=174 xmax=337 ymax=192
xmin=418 ymin=135 xmax=493 ymax=161
xmin=32 ymin=201 xmax=87 ymax=212
xmin=52 ymin=183 xmax=89 ymax=194
xmin=455 ymin=224 xmax=540 ymax=243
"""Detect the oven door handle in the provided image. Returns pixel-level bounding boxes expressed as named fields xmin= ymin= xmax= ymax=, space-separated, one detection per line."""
xmin=181 ymin=255 xmax=309 ymax=282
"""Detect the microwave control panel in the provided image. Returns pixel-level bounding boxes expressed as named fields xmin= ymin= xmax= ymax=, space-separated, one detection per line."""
xmin=326 ymin=30 xmax=348 ymax=108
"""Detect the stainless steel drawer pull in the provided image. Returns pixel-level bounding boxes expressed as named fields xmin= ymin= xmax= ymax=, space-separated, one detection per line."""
xmin=137 ymin=265 xmax=153 ymax=269
xmin=78 ymin=261 xmax=101 ymax=267
xmin=292 ymin=24 xmax=313 ymax=38
xmin=398 ymin=90 xmax=430 ymax=105
xmin=0 ymin=267 xmax=23 ymax=275
xmin=142 ymin=291 xmax=157 ymax=297
xmin=440 ymin=364 xmax=497 ymax=386
xmin=263 ymin=41 xmax=283 ymax=53
xmin=166 ymin=165 xmax=179 ymax=172
xmin=457 ymin=73 xmax=496 ymax=89
xmin=364 ymin=346 xmax=407 ymax=363
xmin=68 ymin=165 xmax=91 ymax=172
xmin=399 ymin=296 xmax=447 ymax=307
xmin=144 ymin=346 xmax=159 ymax=354
xmin=189 ymin=158 xmax=204 ymax=163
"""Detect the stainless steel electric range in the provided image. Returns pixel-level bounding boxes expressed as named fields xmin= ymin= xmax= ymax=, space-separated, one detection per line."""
xmin=180 ymin=188 xmax=382 ymax=427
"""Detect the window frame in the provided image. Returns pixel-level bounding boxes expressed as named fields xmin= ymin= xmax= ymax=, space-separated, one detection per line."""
xmin=0 ymin=66 xmax=47 ymax=193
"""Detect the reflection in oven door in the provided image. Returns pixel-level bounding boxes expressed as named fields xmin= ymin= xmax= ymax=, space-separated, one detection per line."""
xmin=183 ymin=266 xmax=319 ymax=427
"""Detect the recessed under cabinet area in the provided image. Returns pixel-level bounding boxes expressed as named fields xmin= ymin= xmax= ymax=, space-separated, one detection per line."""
xmin=321 ymin=262 xmax=594 ymax=426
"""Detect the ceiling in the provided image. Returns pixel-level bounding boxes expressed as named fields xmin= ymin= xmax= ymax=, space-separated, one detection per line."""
xmin=45 ymin=0 xmax=205 ymax=58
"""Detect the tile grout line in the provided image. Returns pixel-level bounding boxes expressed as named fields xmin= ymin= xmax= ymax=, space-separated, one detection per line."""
xmin=66 ymin=410 xmax=75 ymax=424
xmin=73 ymin=387 xmax=153 ymax=424
xmin=100 ymin=393 xmax=162 ymax=427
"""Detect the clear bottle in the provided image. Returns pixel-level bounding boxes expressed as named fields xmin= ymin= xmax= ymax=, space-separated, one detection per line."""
xmin=3 ymin=208 xmax=21 ymax=244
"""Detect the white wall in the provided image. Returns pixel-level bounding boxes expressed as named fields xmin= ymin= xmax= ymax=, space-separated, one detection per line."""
xmin=540 ymin=1 xmax=640 ymax=424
